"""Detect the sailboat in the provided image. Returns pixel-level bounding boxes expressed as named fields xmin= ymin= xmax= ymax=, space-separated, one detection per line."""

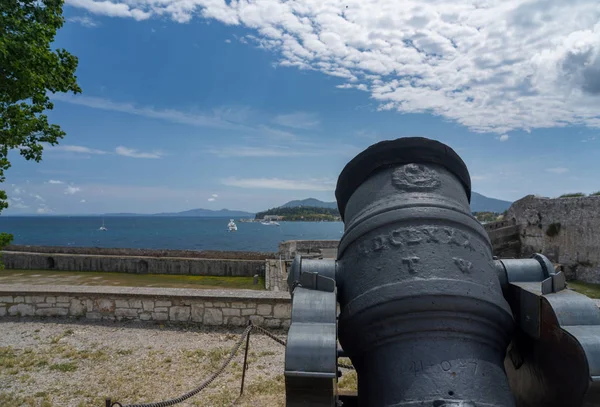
xmin=228 ymin=219 xmax=237 ymax=232
xmin=99 ymin=219 xmax=108 ymax=231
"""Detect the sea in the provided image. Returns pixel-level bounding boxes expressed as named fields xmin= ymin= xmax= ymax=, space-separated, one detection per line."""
xmin=0 ymin=217 xmax=345 ymax=252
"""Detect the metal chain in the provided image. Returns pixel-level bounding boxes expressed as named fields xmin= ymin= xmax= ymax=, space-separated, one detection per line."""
xmin=338 ymin=363 xmax=354 ymax=370
xmin=114 ymin=325 xmax=253 ymax=407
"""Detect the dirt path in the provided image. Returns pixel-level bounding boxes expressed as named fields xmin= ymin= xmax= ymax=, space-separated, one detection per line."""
xmin=0 ymin=319 xmax=288 ymax=407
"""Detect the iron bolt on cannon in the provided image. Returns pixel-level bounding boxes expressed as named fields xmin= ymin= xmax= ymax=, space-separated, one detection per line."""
xmin=284 ymin=137 xmax=600 ymax=407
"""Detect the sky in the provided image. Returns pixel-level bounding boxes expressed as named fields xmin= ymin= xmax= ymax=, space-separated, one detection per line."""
xmin=5 ymin=0 xmax=600 ymax=215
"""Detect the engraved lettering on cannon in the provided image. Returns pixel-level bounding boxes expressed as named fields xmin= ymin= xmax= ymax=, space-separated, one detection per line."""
xmin=402 ymin=256 xmax=420 ymax=274
xmin=453 ymin=257 xmax=473 ymax=274
xmin=392 ymin=163 xmax=441 ymax=191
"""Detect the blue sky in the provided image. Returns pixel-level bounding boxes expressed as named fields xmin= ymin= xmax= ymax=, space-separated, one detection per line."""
xmin=6 ymin=0 xmax=600 ymax=214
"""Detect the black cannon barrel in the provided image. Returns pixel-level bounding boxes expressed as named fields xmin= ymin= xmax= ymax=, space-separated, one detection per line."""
xmin=335 ymin=137 xmax=516 ymax=407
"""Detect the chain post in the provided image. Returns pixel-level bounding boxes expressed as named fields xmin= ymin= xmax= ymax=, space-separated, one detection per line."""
xmin=240 ymin=321 xmax=253 ymax=397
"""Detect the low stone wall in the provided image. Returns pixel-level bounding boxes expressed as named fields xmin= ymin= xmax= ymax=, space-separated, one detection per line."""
xmin=279 ymin=240 xmax=339 ymax=260
xmin=0 ymin=285 xmax=291 ymax=328
xmin=2 ymin=251 xmax=265 ymax=277
xmin=484 ymin=219 xmax=522 ymax=258
xmin=265 ymin=259 xmax=288 ymax=292
xmin=5 ymin=245 xmax=276 ymax=260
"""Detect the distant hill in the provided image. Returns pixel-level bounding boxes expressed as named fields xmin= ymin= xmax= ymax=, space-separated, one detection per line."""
xmin=279 ymin=198 xmax=337 ymax=209
xmin=106 ymin=208 xmax=255 ymax=217
xmin=470 ymin=192 xmax=512 ymax=213
xmin=279 ymin=193 xmax=511 ymax=213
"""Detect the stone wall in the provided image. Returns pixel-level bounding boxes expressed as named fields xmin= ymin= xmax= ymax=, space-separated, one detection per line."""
xmin=483 ymin=219 xmax=522 ymax=258
xmin=506 ymin=195 xmax=600 ymax=282
xmin=5 ymin=245 xmax=276 ymax=260
xmin=279 ymin=240 xmax=339 ymax=260
xmin=265 ymin=259 xmax=288 ymax=292
xmin=2 ymin=251 xmax=265 ymax=277
xmin=0 ymin=285 xmax=291 ymax=328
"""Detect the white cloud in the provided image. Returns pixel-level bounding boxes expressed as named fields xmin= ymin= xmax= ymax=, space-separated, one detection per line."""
xmin=48 ymin=180 xmax=64 ymax=184
xmin=65 ymin=0 xmax=600 ymax=134
xmin=498 ymin=135 xmax=510 ymax=142
xmin=222 ymin=177 xmax=335 ymax=191
xmin=272 ymin=112 xmax=320 ymax=129
xmin=80 ymin=199 xmax=87 ymax=203
xmin=68 ymin=15 xmax=99 ymax=27
xmin=65 ymin=185 xmax=82 ymax=195
xmin=582 ymin=136 xmax=597 ymax=142
xmin=12 ymin=186 xmax=24 ymax=195
xmin=115 ymin=146 xmax=163 ymax=159
xmin=546 ymin=167 xmax=569 ymax=174
xmin=225 ymin=39 xmax=231 ymax=43
xmin=36 ymin=207 xmax=52 ymax=214
xmin=31 ymin=194 xmax=45 ymax=202
xmin=207 ymin=198 xmax=216 ymax=201
xmin=51 ymin=94 xmax=248 ymax=130
xmin=7 ymin=198 xmax=28 ymax=209
xmin=49 ymin=145 xmax=108 ymax=155
xmin=212 ymin=194 xmax=218 ymax=198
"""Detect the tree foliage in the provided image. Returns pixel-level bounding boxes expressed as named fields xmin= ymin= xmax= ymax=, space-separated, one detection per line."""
xmin=256 ymin=206 xmax=341 ymax=221
xmin=0 ymin=0 xmax=81 ymax=244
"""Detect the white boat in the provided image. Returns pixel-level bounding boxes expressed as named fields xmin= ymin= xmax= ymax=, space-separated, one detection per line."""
xmin=99 ymin=219 xmax=107 ymax=231
xmin=261 ymin=220 xmax=280 ymax=226
xmin=228 ymin=219 xmax=238 ymax=231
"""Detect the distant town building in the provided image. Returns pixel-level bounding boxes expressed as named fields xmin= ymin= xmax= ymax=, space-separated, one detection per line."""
xmin=263 ymin=215 xmax=284 ymax=221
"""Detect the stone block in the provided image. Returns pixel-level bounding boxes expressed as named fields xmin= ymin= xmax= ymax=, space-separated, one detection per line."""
xmin=152 ymin=312 xmax=168 ymax=321
xmin=257 ymin=304 xmax=272 ymax=316
xmin=95 ymin=299 xmax=115 ymax=313
xmin=245 ymin=302 xmax=256 ymax=309
xmin=281 ymin=320 xmax=291 ymax=329
xmin=35 ymin=308 xmax=68 ymax=317
xmin=45 ymin=296 xmax=56 ymax=304
xmin=86 ymin=312 xmax=102 ymax=320
xmin=36 ymin=303 xmax=54 ymax=308
xmin=222 ymin=308 xmax=240 ymax=317
xmin=70 ymin=299 xmax=85 ymax=316
xmin=249 ymin=315 xmax=264 ymax=325
xmin=115 ymin=300 xmax=129 ymax=308
xmin=273 ymin=304 xmax=291 ymax=319
xmin=228 ymin=317 xmax=245 ymax=326
xmin=14 ymin=296 xmax=24 ymax=303
xmin=142 ymin=300 xmax=154 ymax=311
xmin=231 ymin=302 xmax=245 ymax=309
xmin=204 ymin=308 xmax=223 ymax=325
xmin=264 ymin=318 xmax=281 ymax=328
xmin=8 ymin=303 xmax=34 ymax=316
xmin=57 ymin=296 xmax=70 ymax=303
xmin=191 ymin=304 xmax=204 ymax=322
xmin=85 ymin=299 xmax=94 ymax=310
xmin=130 ymin=299 xmax=143 ymax=309
xmin=204 ymin=302 xmax=213 ymax=307
xmin=139 ymin=313 xmax=152 ymax=321
xmin=154 ymin=307 xmax=168 ymax=313
xmin=56 ymin=302 xmax=70 ymax=308
xmin=0 ymin=307 xmax=6 ymax=317
xmin=169 ymin=306 xmax=190 ymax=322
xmin=25 ymin=296 xmax=45 ymax=304
xmin=115 ymin=308 xmax=139 ymax=318
xmin=241 ymin=309 xmax=256 ymax=316
xmin=213 ymin=302 xmax=227 ymax=308
xmin=155 ymin=300 xmax=172 ymax=307
xmin=0 ymin=296 xmax=13 ymax=303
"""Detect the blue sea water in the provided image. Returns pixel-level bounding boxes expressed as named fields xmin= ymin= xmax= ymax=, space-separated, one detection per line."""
xmin=0 ymin=217 xmax=344 ymax=252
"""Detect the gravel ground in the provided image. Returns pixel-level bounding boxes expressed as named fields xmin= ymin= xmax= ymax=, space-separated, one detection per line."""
xmin=0 ymin=319 xmax=290 ymax=407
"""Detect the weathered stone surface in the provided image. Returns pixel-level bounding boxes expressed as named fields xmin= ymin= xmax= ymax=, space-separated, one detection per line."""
xmin=257 ymin=304 xmax=272 ymax=316
xmin=155 ymin=300 xmax=172 ymax=307
xmin=142 ymin=300 xmax=154 ymax=311
xmin=45 ymin=296 xmax=56 ymax=304
xmin=241 ymin=308 xmax=256 ymax=316
xmin=130 ymin=299 xmax=143 ymax=309
xmin=0 ymin=296 xmax=12 ymax=303
xmin=69 ymin=299 xmax=85 ymax=316
xmin=245 ymin=302 xmax=256 ymax=309
xmin=228 ymin=317 xmax=245 ymax=326
xmin=95 ymin=299 xmax=115 ymax=313
xmin=169 ymin=306 xmax=190 ymax=322
xmin=115 ymin=300 xmax=129 ymax=308
xmin=191 ymin=304 xmax=204 ymax=322
xmin=115 ymin=308 xmax=138 ymax=318
xmin=86 ymin=312 xmax=102 ymax=320
xmin=36 ymin=307 xmax=68 ymax=316
xmin=249 ymin=315 xmax=264 ymax=325
xmin=0 ymin=307 xmax=6 ymax=316
xmin=214 ymin=302 xmax=227 ymax=308
xmin=231 ymin=302 xmax=245 ymax=309
xmin=139 ymin=312 xmax=152 ymax=321
xmin=37 ymin=303 xmax=54 ymax=308
xmin=152 ymin=312 xmax=168 ymax=321
xmin=57 ymin=296 xmax=69 ymax=303
xmin=56 ymin=302 xmax=70 ymax=308
xmin=25 ymin=296 xmax=45 ymax=304
xmin=281 ymin=320 xmax=291 ymax=329
xmin=273 ymin=304 xmax=291 ymax=319
xmin=204 ymin=308 xmax=223 ymax=325
xmin=264 ymin=318 xmax=281 ymax=328
xmin=222 ymin=308 xmax=240 ymax=317
xmin=14 ymin=296 xmax=24 ymax=302
xmin=154 ymin=307 xmax=168 ymax=313
xmin=8 ymin=303 xmax=34 ymax=316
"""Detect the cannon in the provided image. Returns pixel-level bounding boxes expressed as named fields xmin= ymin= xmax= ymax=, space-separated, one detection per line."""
xmin=283 ymin=137 xmax=600 ymax=407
